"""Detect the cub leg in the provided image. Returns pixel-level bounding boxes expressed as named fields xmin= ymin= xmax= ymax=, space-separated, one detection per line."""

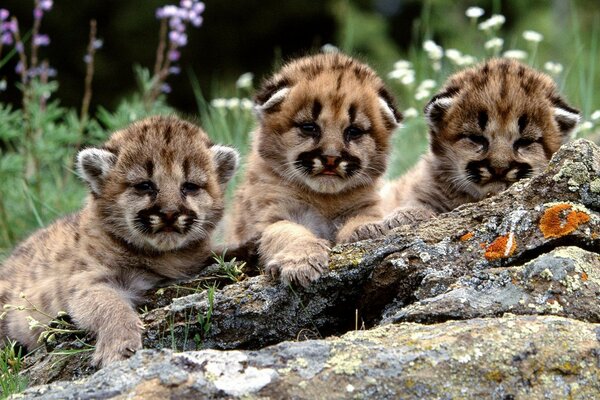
xmin=336 ymin=212 xmax=387 ymax=244
xmin=260 ymin=221 xmax=331 ymax=287
xmin=382 ymin=206 xmax=436 ymax=230
xmin=68 ymin=274 xmax=144 ymax=368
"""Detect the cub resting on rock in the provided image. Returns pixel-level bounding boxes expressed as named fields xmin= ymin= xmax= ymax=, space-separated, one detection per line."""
xmin=0 ymin=115 xmax=239 ymax=367
xmin=227 ymin=53 xmax=402 ymax=286
xmin=381 ymin=58 xmax=580 ymax=228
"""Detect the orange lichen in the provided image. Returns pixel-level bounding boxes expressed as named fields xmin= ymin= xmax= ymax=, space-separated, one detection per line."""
xmin=582 ymin=271 xmax=588 ymax=282
xmin=479 ymin=242 xmax=488 ymax=249
xmin=460 ymin=232 xmax=474 ymax=241
xmin=484 ymin=233 xmax=517 ymax=260
xmin=539 ymin=204 xmax=590 ymax=239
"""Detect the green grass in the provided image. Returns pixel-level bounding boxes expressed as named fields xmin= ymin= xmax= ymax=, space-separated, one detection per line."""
xmin=0 ymin=340 xmax=27 ymax=399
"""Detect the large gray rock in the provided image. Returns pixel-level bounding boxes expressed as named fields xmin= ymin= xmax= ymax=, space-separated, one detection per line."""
xmin=14 ymin=139 xmax=600 ymax=397
xmin=16 ymin=315 xmax=600 ymax=399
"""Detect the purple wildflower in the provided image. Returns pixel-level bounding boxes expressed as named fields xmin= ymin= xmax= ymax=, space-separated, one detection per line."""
xmin=15 ymin=61 xmax=23 ymax=74
xmin=168 ymin=66 xmax=181 ymax=74
xmin=33 ymin=8 xmax=43 ymax=20
xmin=161 ymin=83 xmax=172 ymax=93
xmin=0 ymin=9 xmax=9 ymax=21
xmin=93 ymin=38 xmax=103 ymax=49
xmin=168 ymin=49 xmax=180 ymax=61
xmin=33 ymin=34 xmax=50 ymax=46
xmin=39 ymin=0 xmax=53 ymax=11
xmin=169 ymin=31 xmax=187 ymax=47
xmin=1 ymin=32 xmax=12 ymax=45
xmin=15 ymin=42 xmax=24 ymax=53
xmin=180 ymin=0 xmax=193 ymax=9
xmin=83 ymin=54 xmax=92 ymax=64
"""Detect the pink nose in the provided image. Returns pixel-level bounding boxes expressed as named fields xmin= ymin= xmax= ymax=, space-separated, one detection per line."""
xmin=325 ymin=156 xmax=338 ymax=167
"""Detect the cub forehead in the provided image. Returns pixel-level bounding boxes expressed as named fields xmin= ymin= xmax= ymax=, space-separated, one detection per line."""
xmin=105 ymin=115 xmax=212 ymax=153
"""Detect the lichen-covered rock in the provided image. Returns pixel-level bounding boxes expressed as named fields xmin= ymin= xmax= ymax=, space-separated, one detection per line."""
xmin=16 ymin=315 xmax=600 ymax=399
xmin=382 ymin=246 xmax=600 ymax=323
xmin=15 ymin=139 xmax=600 ymax=395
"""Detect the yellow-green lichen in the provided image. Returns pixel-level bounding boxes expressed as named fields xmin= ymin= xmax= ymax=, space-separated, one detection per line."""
xmin=590 ymin=178 xmax=600 ymax=193
xmin=326 ymin=348 xmax=364 ymax=375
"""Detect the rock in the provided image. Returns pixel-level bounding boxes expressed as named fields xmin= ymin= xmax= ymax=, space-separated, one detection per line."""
xmin=15 ymin=139 xmax=600 ymax=395
xmin=15 ymin=315 xmax=600 ymax=399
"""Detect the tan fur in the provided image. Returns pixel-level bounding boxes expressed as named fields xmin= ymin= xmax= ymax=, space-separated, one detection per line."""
xmin=381 ymin=58 xmax=580 ymax=228
xmin=0 ymin=116 xmax=238 ymax=367
xmin=228 ymin=53 xmax=401 ymax=286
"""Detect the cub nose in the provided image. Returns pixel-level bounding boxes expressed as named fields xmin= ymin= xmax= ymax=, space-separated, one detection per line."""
xmin=324 ymin=155 xmax=339 ymax=167
xmin=161 ymin=209 xmax=180 ymax=224
xmin=490 ymin=166 xmax=509 ymax=177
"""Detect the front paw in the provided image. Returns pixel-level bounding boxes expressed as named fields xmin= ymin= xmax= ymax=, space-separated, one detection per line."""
xmin=339 ymin=222 xmax=387 ymax=243
xmin=264 ymin=239 xmax=330 ymax=287
xmin=382 ymin=207 xmax=435 ymax=230
xmin=91 ymin=319 xmax=144 ymax=368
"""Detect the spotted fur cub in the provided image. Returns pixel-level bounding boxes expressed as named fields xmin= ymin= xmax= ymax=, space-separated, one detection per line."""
xmin=381 ymin=58 xmax=580 ymax=227
xmin=228 ymin=53 xmax=402 ymax=286
xmin=0 ymin=116 xmax=238 ymax=367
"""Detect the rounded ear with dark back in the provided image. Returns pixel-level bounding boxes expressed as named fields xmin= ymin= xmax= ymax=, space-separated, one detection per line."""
xmin=210 ymin=145 xmax=240 ymax=188
xmin=551 ymin=96 xmax=581 ymax=143
xmin=253 ymin=78 xmax=291 ymax=120
xmin=76 ymin=148 xmax=117 ymax=196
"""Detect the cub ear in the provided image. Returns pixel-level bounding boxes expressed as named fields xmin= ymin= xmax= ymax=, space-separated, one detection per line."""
xmin=552 ymin=96 xmax=581 ymax=142
xmin=211 ymin=145 xmax=240 ymax=187
xmin=253 ymin=78 xmax=290 ymax=120
xmin=377 ymin=87 xmax=403 ymax=131
xmin=424 ymin=94 xmax=455 ymax=136
xmin=76 ymin=148 xmax=117 ymax=195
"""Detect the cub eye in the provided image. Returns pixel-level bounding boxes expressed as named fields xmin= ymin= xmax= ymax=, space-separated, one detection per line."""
xmin=298 ymin=122 xmax=321 ymax=137
xmin=514 ymin=138 xmax=537 ymax=150
xmin=462 ymin=134 xmax=489 ymax=150
xmin=133 ymin=181 xmax=157 ymax=194
xmin=181 ymin=182 xmax=202 ymax=196
xmin=344 ymin=126 xmax=365 ymax=141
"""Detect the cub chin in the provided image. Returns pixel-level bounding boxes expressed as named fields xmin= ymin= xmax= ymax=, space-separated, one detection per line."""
xmin=227 ymin=52 xmax=402 ymax=286
xmin=0 ymin=115 xmax=239 ymax=367
xmin=381 ymin=58 xmax=581 ymax=228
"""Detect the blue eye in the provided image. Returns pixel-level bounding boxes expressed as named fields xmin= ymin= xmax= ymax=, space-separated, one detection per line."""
xmin=344 ymin=126 xmax=364 ymax=141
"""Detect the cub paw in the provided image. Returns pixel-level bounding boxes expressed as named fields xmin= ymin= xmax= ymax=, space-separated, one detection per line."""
xmin=264 ymin=239 xmax=330 ymax=287
xmin=339 ymin=222 xmax=387 ymax=243
xmin=382 ymin=207 xmax=436 ymax=230
xmin=91 ymin=319 xmax=144 ymax=368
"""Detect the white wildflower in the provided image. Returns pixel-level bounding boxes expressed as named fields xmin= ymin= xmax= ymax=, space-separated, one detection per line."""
xmin=503 ymin=50 xmax=528 ymax=60
xmin=484 ymin=37 xmax=504 ymax=51
xmin=240 ymin=98 xmax=253 ymax=110
xmin=235 ymin=72 xmax=254 ymax=89
xmin=544 ymin=61 xmax=563 ymax=75
xmin=26 ymin=316 xmax=42 ymax=330
xmin=226 ymin=98 xmax=240 ymax=109
xmin=211 ymin=98 xmax=227 ymax=108
xmin=393 ymin=60 xmax=412 ymax=71
xmin=478 ymin=14 xmax=505 ymax=31
xmin=458 ymin=55 xmax=477 ymax=66
xmin=445 ymin=48 xmax=462 ymax=64
xmin=577 ymin=121 xmax=593 ymax=133
xmin=388 ymin=68 xmax=415 ymax=86
xmin=523 ymin=30 xmax=543 ymax=43
xmin=423 ymin=40 xmax=443 ymax=60
xmin=591 ymin=110 xmax=600 ymax=121
xmin=403 ymin=107 xmax=418 ymax=118
xmin=321 ymin=43 xmax=339 ymax=54
xmin=465 ymin=6 xmax=484 ymax=19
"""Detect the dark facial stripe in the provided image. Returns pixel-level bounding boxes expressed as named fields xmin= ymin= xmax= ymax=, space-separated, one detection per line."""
xmin=518 ymin=114 xmax=528 ymax=133
xmin=478 ymin=111 xmax=488 ymax=131
xmin=183 ymin=158 xmax=190 ymax=180
xmin=163 ymin=124 xmax=173 ymax=144
xmin=312 ymin=100 xmax=322 ymax=121
xmin=145 ymin=159 xmax=154 ymax=178
xmin=348 ymin=103 xmax=357 ymax=123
